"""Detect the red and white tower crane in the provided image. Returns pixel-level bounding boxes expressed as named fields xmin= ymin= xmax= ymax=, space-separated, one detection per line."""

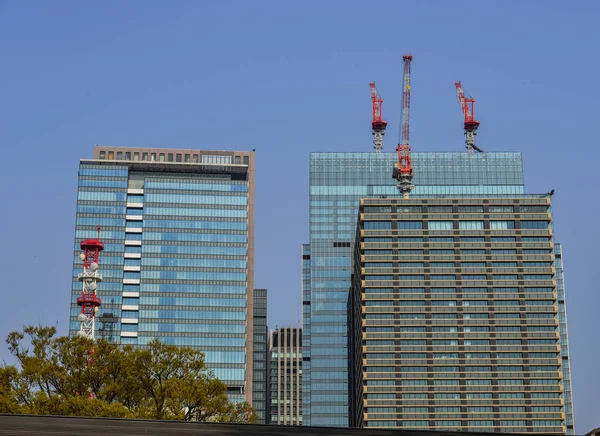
xmin=369 ymin=82 xmax=388 ymax=154
xmin=455 ymin=81 xmax=483 ymax=153
xmin=76 ymin=225 xmax=103 ymax=340
xmin=393 ymin=55 xmax=414 ymax=198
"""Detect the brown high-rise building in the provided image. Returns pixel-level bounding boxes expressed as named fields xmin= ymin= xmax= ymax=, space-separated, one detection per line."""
xmin=349 ymin=196 xmax=571 ymax=434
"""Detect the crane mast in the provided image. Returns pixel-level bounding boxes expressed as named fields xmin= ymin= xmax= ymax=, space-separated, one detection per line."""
xmin=393 ymin=55 xmax=414 ymax=198
xmin=369 ymin=82 xmax=388 ymax=154
xmin=455 ymin=81 xmax=483 ymax=153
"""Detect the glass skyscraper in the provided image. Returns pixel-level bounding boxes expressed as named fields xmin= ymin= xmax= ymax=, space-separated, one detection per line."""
xmin=304 ymin=152 xmax=573 ymax=431
xmin=349 ymin=196 xmax=571 ymax=434
xmin=69 ymin=146 xmax=256 ymax=403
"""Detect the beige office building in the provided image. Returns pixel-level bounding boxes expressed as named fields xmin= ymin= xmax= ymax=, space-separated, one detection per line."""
xmin=349 ymin=196 xmax=571 ymax=434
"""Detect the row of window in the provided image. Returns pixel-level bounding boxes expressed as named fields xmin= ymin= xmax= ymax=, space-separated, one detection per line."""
xmin=365 ymin=313 xmax=555 ymax=319
xmin=364 ymin=392 xmax=561 ymax=400
xmin=364 ymin=274 xmax=553 ymax=281
xmin=146 ymin=180 xmax=247 ymax=192
xmin=367 ymin=406 xmax=561 ymax=413
xmin=364 ymin=287 xmax=553 ymax=293
xmin=364 ymin=261 xmax=552 ymax=268
xmin=364 ymin=249 xmax=551 ymax=254
xmin=363 ymin=205 xmax=547 ymax=214
xmin=144 ymin=193 xmax=247 ymax=206
xmin=364 ymin=221 xmax=549 ymax=230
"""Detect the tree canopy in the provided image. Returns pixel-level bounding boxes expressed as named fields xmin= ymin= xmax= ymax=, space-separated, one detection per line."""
xmin=0 ymin=325 xmax=257 ymax=423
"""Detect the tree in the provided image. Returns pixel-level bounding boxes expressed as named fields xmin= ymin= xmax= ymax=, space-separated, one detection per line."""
xmin=2 ymin=325 xmax=256 ymax=422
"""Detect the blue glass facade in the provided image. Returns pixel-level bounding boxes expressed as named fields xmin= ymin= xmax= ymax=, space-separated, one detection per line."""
xmin=554 ymin=244 xmax=575 ymax=434
xmin=70 ymin=149 xmax=255 ymax=403
xmin=305 ymin=152 xmax=528 ymax=426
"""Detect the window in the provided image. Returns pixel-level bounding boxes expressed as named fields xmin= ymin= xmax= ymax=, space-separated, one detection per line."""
xmin=99 ymin=151 xmax=106 ymax=159
xmin=466 ymin=379 xmax=491 ymax=384
xmin=494 ymin=300 xmax=519 ymax=306
xmin=496 ymin=326 xmax=521 ymax=332
xmin=525 ymin=274 xmax=553 ymax=280
xmin=431 ymin=300 xmax=456 ymax=306
xmin=133 ymin=152 xmax=139 ymax=160
xmin=430 ymin=249 xmax=454 ymax=254
xmin=235 ymin=156 xmax=241 ymax=164
xmin=462 ymin=274 xmax=487 ymax=280
xmin=159 ymin=153 xmax=165 ymax=162
xmin=150 ymin=153 xmax=156 ymax=161
xmin=491 ymin=236 xmax=516 ymax=242
xmin=498 ymin=382 xmax=524 ymax=387
xmin=142 ymin=152 xmax=148 ymax=161
xmin=459 ymin=221 xmax=484 ymax=230
xmin=492 ymin=249 xmax=517 ymax=254
xmin=493 ymin=262 xmax=517 ymax=267
xmin=523 ymin=249 xmax=551 ymax=254
xmin=463 ymin=300 xmax=487 ymax=306
xmin=496 ymin=339 xmax=522 ymax=345
xmin=428 ymin=206 xmax=453 ymax=213
xmin=364 ymin=206 xmax=392 ymax=213
xmin=430 ymin=287 xmax=456 ymax=293
xmin=243 ymin=156 xmax=249 ymax=165
xmin=400 ymin=327 xmax=427 ymax=332
xmin=429 ymin=221 xmax=453 ymax=230
xmin=463 ymin=313 xmax=488 ymax=319
xmin=520 ymin=205 xmax=547 ymax=213
xmin=429 ymin=262 xmax=454 ymax=268
xmin=465 ymin=353 xmax=492 ymax=360
xmin=461 ymin=249 xmax=486 ymax=254
xmin=107 ymin=151 xmax=114 ymax=160
xmin=397 ymin=221 xmax=423 ymax=229
xmin=185 ymin=154 xmax=190 ymax=162
xmin=490 ymin=221 xmax=515 ymax=229
xmin=494 ymin=287 xmax=519 ymax=293
xmin=193 ymin=154 xmax=199 ymax=163
xmin=468 ymin=406 xmax=493 ymax=412
xmin=167 ymin=153 xmax=174 ymax=162
xmin=402 ymin=379 xmax=427 ymax=385
xmin=463 ymin=326 xmax=489 ymax=332
xmin=398 ymin=275 xmax=425 ymax=281
xmin=176 ymin=154 xmax=182 ymax=162
xmin=489 ymin=205 xmax=514 ymax=212
xmin=521 ymin=220 xmax=549 ymax=229
xmin=433 ymin=354 xmax=459 ymax=360
xmin=431 ymin=274 xmax=456 ymax=280
xmin=459 ymin=205 xmax=483 ymax=213
xmin=429 ymin=236 xmax=454 ymax=242
xmin=431 ymin=313 xmax=457 ymax=319
xmin=125 ymin=152 xmax=131 ymax=160
xmin=462 ymin=262 xmax=486 ymax=267
xmin=495 ymin=313 xmax=520 ymax=318
xmin=364 ymin=221 xmax=392 ymax=230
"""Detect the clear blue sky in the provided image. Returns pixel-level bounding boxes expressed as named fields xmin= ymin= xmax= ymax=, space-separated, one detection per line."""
xmin=1 ymin=0 xmax=598 ymax=431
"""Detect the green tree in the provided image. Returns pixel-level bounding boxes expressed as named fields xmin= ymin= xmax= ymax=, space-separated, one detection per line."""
xmin=2 ymin=325 xmax=256 ymax=422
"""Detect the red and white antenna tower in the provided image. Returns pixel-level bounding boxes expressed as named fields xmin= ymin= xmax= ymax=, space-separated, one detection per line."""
xmin=369 ymin=82 xmax=388 ymax=154
xmin=455 ymin=81 xmax=483 ymax=153
xmin=76 ymin=225 xmax=103 ymax=340
xmin=393 ymin=55 xmax=415 ymax=198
